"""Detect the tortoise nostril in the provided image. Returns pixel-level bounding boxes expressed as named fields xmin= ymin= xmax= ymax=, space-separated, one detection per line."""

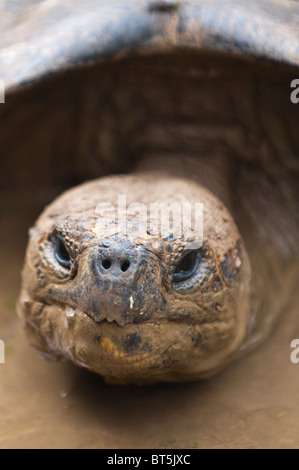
xmin=102 ymin=259 xmax=112 ymax=270
xmin=121 ymin=260 xmax=130 ymax=272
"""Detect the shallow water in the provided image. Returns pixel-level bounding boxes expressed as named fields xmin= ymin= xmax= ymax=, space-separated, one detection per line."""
xmin=0 ymin=191 xmax=298 ymax=449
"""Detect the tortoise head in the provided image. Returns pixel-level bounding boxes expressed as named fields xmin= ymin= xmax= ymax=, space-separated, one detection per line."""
xmin=18 ymin=172 xmax=251 ymax=384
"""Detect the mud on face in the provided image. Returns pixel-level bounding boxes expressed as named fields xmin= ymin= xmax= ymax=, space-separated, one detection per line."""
xmin=18 ymin=174 xmax=251 ymax=384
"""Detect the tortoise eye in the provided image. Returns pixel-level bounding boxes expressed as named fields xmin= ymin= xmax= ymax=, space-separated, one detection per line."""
xmin=53 ymin=235 xmax=72 ymax=269
xmin=173 ymin=250 xmax=199 ymax=282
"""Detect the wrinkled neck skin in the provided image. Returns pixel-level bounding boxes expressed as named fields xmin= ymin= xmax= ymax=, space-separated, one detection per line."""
xmin=135 ymin=152 xmax=299 ymax=352
xmin=136 ymin=153 xmax=232 ymax=210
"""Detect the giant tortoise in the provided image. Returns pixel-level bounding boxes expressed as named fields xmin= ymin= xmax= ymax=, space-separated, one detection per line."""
xmin=0 ymin=0 xmax=298 ymax=384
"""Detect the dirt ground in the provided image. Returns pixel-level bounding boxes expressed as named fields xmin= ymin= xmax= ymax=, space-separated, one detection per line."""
xmin=0 ymin=190 xmax=298 ymax=449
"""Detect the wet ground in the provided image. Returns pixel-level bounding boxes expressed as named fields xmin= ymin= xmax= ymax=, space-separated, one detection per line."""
xmin=0 ymin=190 xmax=299 ymax=449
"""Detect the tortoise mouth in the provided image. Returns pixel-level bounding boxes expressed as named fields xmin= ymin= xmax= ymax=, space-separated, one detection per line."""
xmin=58 ymin=307 xmax=182 ymax=374
xmin=22 ymin=291 xmax=249 ymax=383
xmin=61 ymin=306 xmax=246 ymax=384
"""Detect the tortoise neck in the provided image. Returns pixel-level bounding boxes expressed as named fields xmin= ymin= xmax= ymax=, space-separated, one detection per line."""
xmin=134 ymin=153 xmax=234 ymax=211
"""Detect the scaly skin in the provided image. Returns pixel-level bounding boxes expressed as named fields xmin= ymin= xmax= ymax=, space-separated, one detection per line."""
xmin=18 ymin=170 xmax=251 ymax=384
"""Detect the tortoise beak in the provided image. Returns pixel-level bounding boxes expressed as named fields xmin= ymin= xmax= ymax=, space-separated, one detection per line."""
xmin=45 ymin=239 xmax=168 ymax=326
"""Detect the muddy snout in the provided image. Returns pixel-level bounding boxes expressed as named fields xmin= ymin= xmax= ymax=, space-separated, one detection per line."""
xmin=94 ymin=239 xmax=140 ymax=280
xmin=71 ymin=240 xmax=167 ymax=326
